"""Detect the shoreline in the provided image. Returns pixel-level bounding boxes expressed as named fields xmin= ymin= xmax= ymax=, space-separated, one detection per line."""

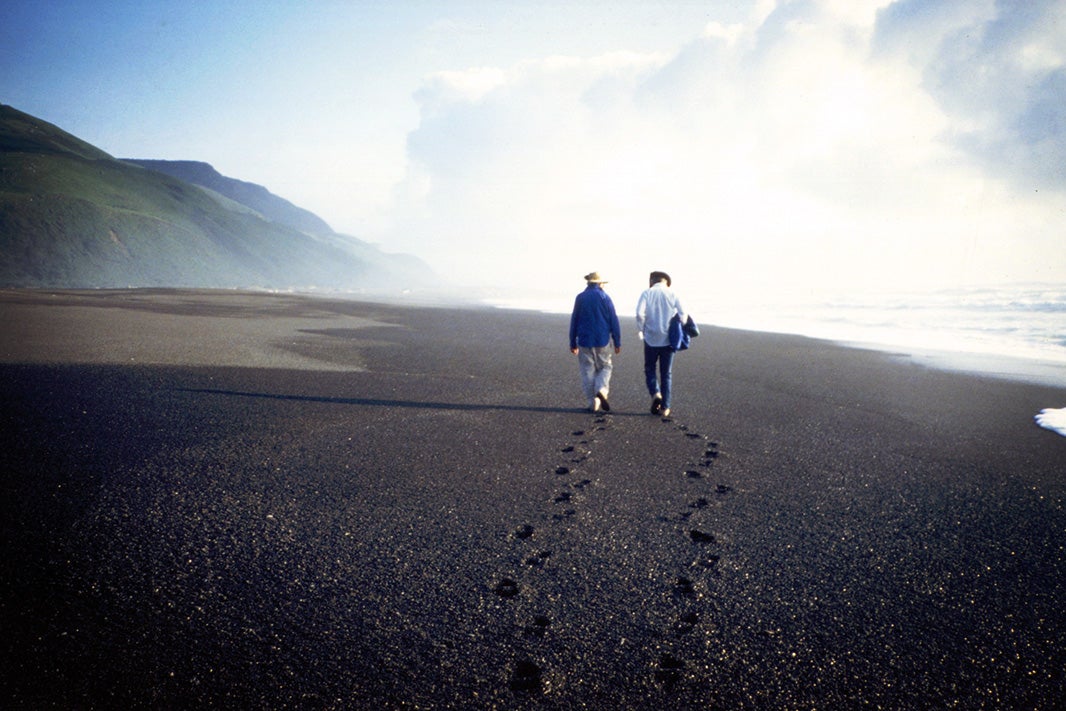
xmin=2 ymin=288 xmax=1064 ymax=707
xmin=7 ymin=285 xmax=1063 ymax=388
xmin=479 ymin=286 xmax=1066 ymax=390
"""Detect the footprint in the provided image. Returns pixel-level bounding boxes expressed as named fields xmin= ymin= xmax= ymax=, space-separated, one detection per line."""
xmin=522 ymin=614 xmax=551 ymax=638
xmin=495 ymin=578 xmax=520 ymax=597
xmin=514 ymin=524 xmax=535 ymax=540
xmin=525 ymin=550 xmax=552 ymax=566
xmin=654 ymin=653 xmax=685 ymax=686
xmin=715 ymin=484 xmax=732 ymax=495
xmin=510 ymin=658 xmax=542 ymax=692
xmin=699 ymin=554 xmax=720 ymax=569
xmin=675 ymin=576 xmax=696 ymax=596
xmin=561 ymin=445 xmax=575 ymax=453
xmin=554 ymin=491 xmax=572 ymax=503
xmin=689 ymin=529 xmax=716 ymax=544
xmin=675 ymin=611 xmax=700 ymax=634
xmin=685 ymin=470 xmax=702 ymax=479
xmin=552 ymin=509 xmax=576 ymax=520
xmin=572 ymin=479 xmax=592 ymax=490
xmin=555 ymin=466 xmax=570 ymax=475
xmin=690 ymin=497 xmax=709 ymax=509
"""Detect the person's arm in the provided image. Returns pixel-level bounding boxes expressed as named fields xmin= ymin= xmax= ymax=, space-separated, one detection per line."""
xmin=635 ymin=291 xmax=647 ymax=340
xmin=569 ymin=299 xmax=579 ymax=352
xmin=609 ymin=301 xmax=622 ymax=352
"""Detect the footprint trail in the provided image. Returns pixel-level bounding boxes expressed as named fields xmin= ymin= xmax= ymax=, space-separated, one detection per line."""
xmin=490 ymin=409 xmax=740 ymax=699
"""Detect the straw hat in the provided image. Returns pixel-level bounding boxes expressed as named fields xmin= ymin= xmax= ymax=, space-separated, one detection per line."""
xmin=584 ymin=271 xmax=607 ymax=283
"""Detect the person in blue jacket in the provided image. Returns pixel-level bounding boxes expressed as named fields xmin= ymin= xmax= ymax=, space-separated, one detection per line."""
xmin=636 ymin=271 xmax=686 ymax=417
xmin=569 ymin=271 xmax=622 ymax=412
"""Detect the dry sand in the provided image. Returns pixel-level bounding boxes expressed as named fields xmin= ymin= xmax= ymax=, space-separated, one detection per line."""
xmin=1 ymin=289 xmax=1063 ymax=709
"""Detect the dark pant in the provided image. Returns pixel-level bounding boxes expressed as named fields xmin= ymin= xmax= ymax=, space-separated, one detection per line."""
xmin=643 ymin=343 xmax=675 ymax=409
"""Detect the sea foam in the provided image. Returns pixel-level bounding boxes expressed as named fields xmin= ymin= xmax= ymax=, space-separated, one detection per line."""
xmin=677 ymin=283 xmax=1066 ymax=387
xmin=486 ymin=282 xmax=1066 ymax=387
xmin=1035 ymin=408 xmax=1066 ymax=437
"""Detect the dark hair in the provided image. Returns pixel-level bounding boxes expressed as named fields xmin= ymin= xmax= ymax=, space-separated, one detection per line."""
xmin=649 ymin=271 xmax=671 ymax=287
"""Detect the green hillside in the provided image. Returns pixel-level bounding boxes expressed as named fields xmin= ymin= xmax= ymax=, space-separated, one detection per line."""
xmin=0 ymin=104 xmax=434 ymax=289
xmin=123 ymin=159 xmax=335 ymax=237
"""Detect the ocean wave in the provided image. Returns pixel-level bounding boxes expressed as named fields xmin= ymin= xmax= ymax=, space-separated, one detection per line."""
xmin=489 ymin=282 xmax=1066 ymax=386
xmin=696 ymin=283 xmax=1066 ymax=386
xmin=1035 ymin=408 xmax=1066 ymax=437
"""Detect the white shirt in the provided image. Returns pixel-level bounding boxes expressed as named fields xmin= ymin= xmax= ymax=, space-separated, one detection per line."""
xmin=636 ymin=282 xmax=685 ymax=348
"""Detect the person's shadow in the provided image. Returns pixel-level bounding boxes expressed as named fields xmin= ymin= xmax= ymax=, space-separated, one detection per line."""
xmin=177 ymin=387 xmax=638 ymax=415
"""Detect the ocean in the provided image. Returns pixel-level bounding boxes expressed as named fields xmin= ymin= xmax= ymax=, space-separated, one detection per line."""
xmin=703 ymin=283 xmax=1066 ymax=389
xmin=484 ymin=282 xmax=1066 ymax=434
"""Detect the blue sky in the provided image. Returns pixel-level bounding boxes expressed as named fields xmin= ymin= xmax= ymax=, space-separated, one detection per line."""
xmin=2 ymin=0 xmax=1064 ymax=305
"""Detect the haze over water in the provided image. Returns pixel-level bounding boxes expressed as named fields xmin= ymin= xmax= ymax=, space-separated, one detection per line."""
xmin=484 ymin=281 xmax=1066 ymax=388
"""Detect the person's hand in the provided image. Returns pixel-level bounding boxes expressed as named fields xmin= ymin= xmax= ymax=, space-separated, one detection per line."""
xmin=614 ymin=346 xmax=621 ymax=354
xmin=570 ymin=348 xmax=579 ymax=355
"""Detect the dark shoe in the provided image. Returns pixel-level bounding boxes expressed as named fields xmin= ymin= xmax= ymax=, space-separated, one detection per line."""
xmin=596 ymin=392 xmax=610 ymax=412
xmin=650 ymin=395 xmax=663 ymax=415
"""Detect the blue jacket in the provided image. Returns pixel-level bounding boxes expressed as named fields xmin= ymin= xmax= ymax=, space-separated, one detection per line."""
xmin=668 ymin=313 xmax=700 ymax=351
xmin=570 ymin=285 xmax=621 ymax=349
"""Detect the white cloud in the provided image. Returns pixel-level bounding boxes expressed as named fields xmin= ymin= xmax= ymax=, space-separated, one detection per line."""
xmin=876 ymin=0 xmax=1066 ymax=188
xmin=702 ymin=21 xmax=746 ymax=45
xmin=382 ymin=0 xmax=1066 ymax=304
xmin=419 ymin=67 xmax=508 ymax=106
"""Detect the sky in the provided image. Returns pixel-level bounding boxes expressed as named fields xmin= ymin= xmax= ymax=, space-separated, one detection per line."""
xmin=2 ymin=0 xmax=1065 ymax=310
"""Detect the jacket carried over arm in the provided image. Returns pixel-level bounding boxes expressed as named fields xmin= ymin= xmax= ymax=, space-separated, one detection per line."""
xmin=668 ymin=313 xmax=700 ymax=351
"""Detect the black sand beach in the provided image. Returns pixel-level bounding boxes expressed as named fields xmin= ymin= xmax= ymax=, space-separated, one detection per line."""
xmin=1 ymin=289 xmax=1063 ymax=709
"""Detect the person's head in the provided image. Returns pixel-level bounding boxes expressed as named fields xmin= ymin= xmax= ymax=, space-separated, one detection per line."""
xmin=649 ymin=271 xmax=671 ymax=287
xmin=584 ymin=271 xmax=607 ymax=286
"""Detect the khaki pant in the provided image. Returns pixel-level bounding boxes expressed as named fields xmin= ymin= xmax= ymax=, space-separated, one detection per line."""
xmin=577 ymin=346 xmax=613 ymax=408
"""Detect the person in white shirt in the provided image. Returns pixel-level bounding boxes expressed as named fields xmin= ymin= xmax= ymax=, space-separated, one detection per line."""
xmin=635 ymin=271 xmax=686 ymax=417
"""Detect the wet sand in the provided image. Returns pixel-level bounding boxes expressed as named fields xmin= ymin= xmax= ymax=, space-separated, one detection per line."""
xmin=1 ymin=289 xmax=1063 ymax=709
